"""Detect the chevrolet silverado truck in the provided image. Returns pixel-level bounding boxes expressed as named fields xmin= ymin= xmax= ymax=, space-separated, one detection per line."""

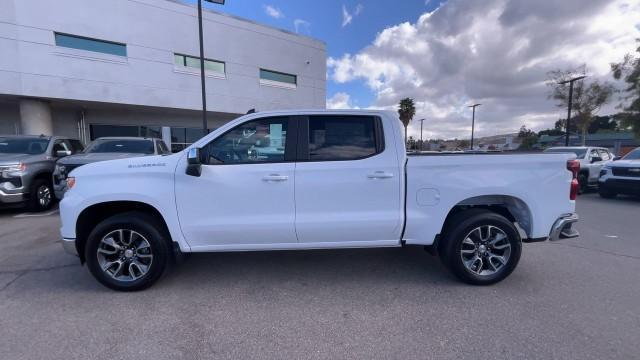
xmin=0 ymin=135 xmax=83 ymax=211
xmin=60 ymin=110 xmax=580 ymax=291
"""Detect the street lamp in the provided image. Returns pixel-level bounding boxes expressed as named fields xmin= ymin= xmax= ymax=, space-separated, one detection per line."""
xmin=558 ymin=75 xmax=586 ymax=146
xmin=417 ymin=118 xmax=425 ymax=151
xmin=198 ymin=0 xmax=225 ymax=135
xmin=468 ymin=103 xmax=481 ymax=150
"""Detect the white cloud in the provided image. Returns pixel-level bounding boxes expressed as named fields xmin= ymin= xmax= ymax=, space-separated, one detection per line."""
xmin=294 ymin=19 xmax=311 ymax=34
xmin=263 ymin=4 xmax=284 ymax=19
xmin=342 ymin=4 xmax=364 ymax=27
xmin=328 ymin=0 xmax=640 ymax=139
xmin=327 ymin=92 xmax=359 ymax=109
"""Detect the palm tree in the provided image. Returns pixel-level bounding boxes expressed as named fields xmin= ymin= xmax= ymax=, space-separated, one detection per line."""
xmin=398 ymin=98 xmax=416 ymax=143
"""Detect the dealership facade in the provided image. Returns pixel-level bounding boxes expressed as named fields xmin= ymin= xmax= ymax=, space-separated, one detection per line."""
xmin=0 ymin=0 xmax=326 ymax=151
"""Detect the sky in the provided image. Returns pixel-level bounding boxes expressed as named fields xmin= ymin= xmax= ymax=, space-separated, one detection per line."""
xmin=192 ymin=0 xmax=640 ymax=140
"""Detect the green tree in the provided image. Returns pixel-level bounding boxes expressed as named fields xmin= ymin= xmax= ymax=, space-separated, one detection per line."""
xmin=547 ymin=67 xmax=614 ymax=145
xmin=398 ymin=98 xmax=416 ymax=143
xmin=611 ymin=39 xmax=640 ymax=138
xmin=458 ymin=139 xmax=470 ymax=149
xmin=517 ymin=125 xmax=538 ymax=150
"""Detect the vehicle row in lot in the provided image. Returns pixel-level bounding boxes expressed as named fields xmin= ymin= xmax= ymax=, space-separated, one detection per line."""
xmin=543 ymin=146 xmax=615 ymax=193
xmin=0 ymin=135 xmax=168 ymax=211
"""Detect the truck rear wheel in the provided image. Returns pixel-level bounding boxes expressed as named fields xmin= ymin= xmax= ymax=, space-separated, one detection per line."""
xmin=440 ymin=209 xmax=522 ymax=285
xmin=85 ymin=212 xmax=170 ymax=291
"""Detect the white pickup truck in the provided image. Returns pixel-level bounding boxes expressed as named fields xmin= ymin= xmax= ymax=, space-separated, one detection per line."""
xmin=60 ymin=110 xmax=580 ymax=291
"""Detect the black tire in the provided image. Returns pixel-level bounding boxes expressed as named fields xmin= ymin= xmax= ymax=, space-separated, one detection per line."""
xmin=578 ymin=173 xmax=588 ymax=194
xmin=599 ymin=187 xmax=617 ymax=199
xmin=85 ymin=212 xmax=170 ymax=291
xmin=439 ymin=209 xmax=522 ymax=285
xmin=28 ymin=178 xmax=53 ymax=212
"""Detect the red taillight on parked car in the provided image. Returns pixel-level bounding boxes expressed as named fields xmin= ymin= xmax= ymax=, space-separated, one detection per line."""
xmin=567 ymin=159 xmax=580 ymax=200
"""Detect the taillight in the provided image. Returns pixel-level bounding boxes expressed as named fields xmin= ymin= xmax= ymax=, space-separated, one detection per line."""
xmin=567 ymin=159 xmax=580 ymax=200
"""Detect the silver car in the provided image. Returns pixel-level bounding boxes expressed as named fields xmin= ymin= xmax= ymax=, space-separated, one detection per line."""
xmin=0 ymin=135 xmax=83 ymax=211
xmin=53 ymin=137 xmax=171 ymax=199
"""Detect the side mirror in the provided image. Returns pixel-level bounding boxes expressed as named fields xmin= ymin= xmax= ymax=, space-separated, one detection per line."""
xmin=613 ymin=156 xmax=622 ymax=161
xmin=186 ymin=147 xmax=202 ymax=177
xmin=56 ymin=150 xmax=72 ymax=157
xmin=591 ymin=156 xmax=602 ymax=163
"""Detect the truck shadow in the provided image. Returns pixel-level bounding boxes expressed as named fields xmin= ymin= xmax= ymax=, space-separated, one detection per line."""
xmin=161 ymin=246 xmax=460 ymax=290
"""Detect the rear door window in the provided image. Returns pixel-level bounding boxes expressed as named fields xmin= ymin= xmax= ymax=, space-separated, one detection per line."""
xmin=306 ymin=115 xmax=380 ymax=161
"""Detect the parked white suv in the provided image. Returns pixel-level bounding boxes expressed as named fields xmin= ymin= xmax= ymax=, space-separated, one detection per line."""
xmin=544 ymin=146 xmax=614 ymax=193
xmin=59 ymin=110 xmax=580 ymax=291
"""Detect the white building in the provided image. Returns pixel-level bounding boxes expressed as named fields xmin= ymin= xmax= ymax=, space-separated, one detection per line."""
xmin=0 ymin=0 xmax=326 ymax=151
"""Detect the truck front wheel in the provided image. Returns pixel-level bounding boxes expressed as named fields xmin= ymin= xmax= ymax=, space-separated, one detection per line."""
xmin=85 ymin=212 xmax=170 ymax=291
xmin=440 ymin=210 xmax=522 ymax=285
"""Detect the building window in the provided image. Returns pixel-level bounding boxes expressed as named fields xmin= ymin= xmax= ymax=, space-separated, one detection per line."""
xmin=174 ymin=54 xmax=225 ymax=75
xmin=54 ymin=33 xmax=127 ymax=57
xmin=171 ymin=127 xmax=207 ymax=153
xmin=259 ymin=69 xmax=297 ymax=89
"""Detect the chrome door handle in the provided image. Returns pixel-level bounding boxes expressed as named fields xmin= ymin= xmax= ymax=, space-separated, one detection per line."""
xmin=262 ymin=174 xmax=289 ymax=182
xmin=367 ymin=171 xmax=394 ymax=179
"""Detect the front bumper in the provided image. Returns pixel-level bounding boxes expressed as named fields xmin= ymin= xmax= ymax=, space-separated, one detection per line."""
xmin=599 ymin=178 xmax=640 ymax=196
xmin=0 ymin=188 xmax=27 ymax=204
xmin=549 ymin=213 xmax=579 ymax=241
xmin=61 ymin=237 xmax=78 ymax=256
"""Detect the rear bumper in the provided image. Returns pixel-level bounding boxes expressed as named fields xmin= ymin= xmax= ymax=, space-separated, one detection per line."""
xmin=549 ymin=213 xmax=579 ymax=241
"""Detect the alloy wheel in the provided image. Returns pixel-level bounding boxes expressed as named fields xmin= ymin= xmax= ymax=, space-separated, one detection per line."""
xmin=460 ymin=225 xmax=512 ymax=276
xmin=37 ymin=185 xmax=52 ymax=208
xmin=96 ymin=229 xmax=153 ymax=282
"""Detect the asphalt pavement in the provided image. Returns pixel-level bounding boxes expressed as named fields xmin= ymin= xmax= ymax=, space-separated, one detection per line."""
xmin=0 ymin=193 xmax=638 ymax=360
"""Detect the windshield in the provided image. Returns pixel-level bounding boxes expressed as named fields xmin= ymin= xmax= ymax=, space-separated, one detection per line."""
xmin=85 ymin=139 xmax=154 ymax=154
xmin=623 ymin=149 xmax=640 ymax=160
xmin=544 ymin=148 xmax=587 ymax=158
xmin=0 ymin=137 xmax=50 ymax=154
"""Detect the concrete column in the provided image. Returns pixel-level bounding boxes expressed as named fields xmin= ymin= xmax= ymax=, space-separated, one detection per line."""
xmin=19 ymin=98 xmax=53 ymax=135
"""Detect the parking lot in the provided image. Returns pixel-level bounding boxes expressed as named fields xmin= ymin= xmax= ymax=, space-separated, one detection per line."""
xmin=0 ymin=194 xmax=638 ymax=360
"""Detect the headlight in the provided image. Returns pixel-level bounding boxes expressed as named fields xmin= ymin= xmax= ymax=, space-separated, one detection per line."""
xmin=66 ymin=177 xmax=76 ymax=189
xmin=2 ymin=163 xmax=25 ymax=177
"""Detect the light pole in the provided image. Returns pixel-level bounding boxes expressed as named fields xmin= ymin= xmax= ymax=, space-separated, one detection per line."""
xmin=558 ymin=75 xmax=586 ymax=146
xmin=468 ymin=103 xmax=481 ymax=150
xmin=198 ymin=0 xmax=225 ymax=135
xmin=417 ymin=118 xmax=425 ymax=151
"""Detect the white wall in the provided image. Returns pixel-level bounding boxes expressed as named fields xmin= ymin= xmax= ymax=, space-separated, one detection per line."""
xmin=0 ymin=0 xmax=326 ymax=114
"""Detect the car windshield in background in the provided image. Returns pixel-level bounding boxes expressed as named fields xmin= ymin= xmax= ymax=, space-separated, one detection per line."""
xmin=544 ymin=148 xmax=587 ymax=158
xmin=86 ymin=139 xmax=154 ymax=154
xmin=0 ymin=137 xmax=49 ymax=154
xmin=623 ymin=149 xmax=640 ymax=160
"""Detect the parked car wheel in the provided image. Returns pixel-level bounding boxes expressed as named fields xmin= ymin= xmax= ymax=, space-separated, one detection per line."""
xmin=28 ymin=178 xmax=53 ymax=212
xmin=578 ymin=173 xmax=588 ymax=194
xmin=440 ymin=209 xmax=522 ymax=285
xmin=599 ymin=188 xmax=617 ymax=199
xmin=85 ymin=212 xmax=170 ymax=291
